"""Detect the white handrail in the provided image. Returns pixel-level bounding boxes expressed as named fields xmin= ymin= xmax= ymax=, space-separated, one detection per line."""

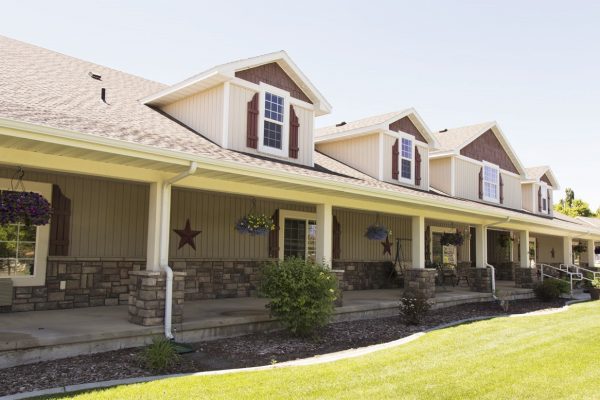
xmin=537 ymin=263 xmax=582 ymax=297
xmin=485 ymin=263 xmax=496 ymax=298
xmin=561 ymin=263 xmax=600 ymax=282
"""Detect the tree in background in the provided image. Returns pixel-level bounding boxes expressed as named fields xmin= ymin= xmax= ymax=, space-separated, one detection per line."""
xmin=554 ymin=188 xmax=596 ymax=217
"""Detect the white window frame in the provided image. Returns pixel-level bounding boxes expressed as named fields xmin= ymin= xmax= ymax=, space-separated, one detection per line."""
xmin=482 ymin=161 xmax=500 ymax=203
xmin=0 ymin=178 xmax=51 ymax=287
xmin=539 ymin=182 xmax=548 ymax=213
xmin=429 ymin=226 xmax=458 ymax=265
xmin=258 ymin=82 xmax=290 ymax=158
xmin=278 ymin=210 xmax=317 ymax=261
xmin=396 ymin=133 xmax=415 ymax=185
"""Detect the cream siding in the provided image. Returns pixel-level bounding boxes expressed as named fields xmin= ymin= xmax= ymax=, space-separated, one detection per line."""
xmin=522 ymin=183 xmax=534 ymax=212
xmin=429 ymin=157 xmax=452 ymax=195
xmin=169 ymin=188 xmax=314 ymax=259
xmin=161 ymin=85 xmax=224 ymax=146
xmin=317 ymin=133 xmax=381 ymax=179
xmin=532 ymin=234 xmax=564 ymax=264
xmin=228 ymin=83 xmax=314 ymax=167
xmin=501 ymin=173 xmax=522 ymax=210
xmin=0 ymin=167 xmax=148 ymax=258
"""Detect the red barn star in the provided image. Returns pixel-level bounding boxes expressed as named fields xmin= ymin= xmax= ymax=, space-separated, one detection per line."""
xmin=173 ymin=219 xmax=202 ymax=250
xmin=381 ymin=236 xmax=393 ymax=255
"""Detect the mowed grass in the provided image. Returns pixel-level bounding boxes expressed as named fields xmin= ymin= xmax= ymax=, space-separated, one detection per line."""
xmin=47 ymin=301 xmax=600 ymax=400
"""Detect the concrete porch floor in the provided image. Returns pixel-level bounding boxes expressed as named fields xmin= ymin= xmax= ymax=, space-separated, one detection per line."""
xmin=0 ymin=283 xmax=533 ymax=368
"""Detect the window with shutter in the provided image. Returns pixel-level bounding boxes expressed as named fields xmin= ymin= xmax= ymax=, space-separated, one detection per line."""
xmin=246 ymin=93 xmax=259 ymax=149
xmin=288 ymin=105 xmax=299 ymax=158
xmin=49 ymin=184 xmax=71 ymax=256
xmin=332 ymin=215 xmax=341 ymax=260
xmin=482 ymin=162 xmax=500 ymax=203
xmin=415 ymin=147 xmax=422 ymax=186
xmin=478 ymin=167 xmax=483 ymax=199
xmin=268 ymin=209 xmax=280 ymax=258
xmin=257 ymin=83 xmax=291 ymax=158
xmin=547 ymin=189 xmax=552 ymax=215
xmin=499 ymin=174 xmax=504 ymax=204
xmin=392 ymin=139 xmax=399 ymax=180
xmin=538 ymin=187 xmax=542 ymax=212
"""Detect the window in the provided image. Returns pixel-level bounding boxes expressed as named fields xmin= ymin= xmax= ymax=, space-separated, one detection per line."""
xmin=0 ymin=223 xmax=36 ymax=277
xmin=399 ymin=137 xmax=414 ymax=183
xmin=0 ymin=179 xmax=51 ymax=286
xmin=258 ymin=83 xmax=290 ymax=158
xmin=279 ymin=210 xmax=317 ymax=262
xmin=430 ymin=227 xmax=457 ymax=266
xmin=483 ymin=162 xmax=499 ymax=202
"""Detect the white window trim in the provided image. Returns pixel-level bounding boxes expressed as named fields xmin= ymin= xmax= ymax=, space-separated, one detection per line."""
xmin=278 ymin=210 xmax=317 ymax=261
xmin=397 ymin=132 xmax=415 ymax=185
xmin=429 ymin=226 xmax=458 ymax=265
xmin=539 ymin=182 xmax=548 ymax=212
xmin=0 ymin=178 xmax=51 ymax=287
xmin=482 ymin=161 xmax=500 ymax=204
xmin=258 ymin=82 xmax=290 ymax=158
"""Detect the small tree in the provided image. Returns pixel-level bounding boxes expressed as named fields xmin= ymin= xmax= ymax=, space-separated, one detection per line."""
xmin=554 ymin=188 xmax=596 ymax=217
xmin=260 ymin=257 xmax=339 ymax=337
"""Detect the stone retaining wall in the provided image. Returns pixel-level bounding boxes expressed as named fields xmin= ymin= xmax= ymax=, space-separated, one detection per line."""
xmin=1 ymin=258 xmax=143 ymax=313
xmin=332 ymin=261 xmax=400 ymax=290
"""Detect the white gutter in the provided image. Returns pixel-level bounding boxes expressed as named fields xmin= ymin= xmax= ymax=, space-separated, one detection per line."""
xmin=160 ymin=162 xmax=198 ymax=340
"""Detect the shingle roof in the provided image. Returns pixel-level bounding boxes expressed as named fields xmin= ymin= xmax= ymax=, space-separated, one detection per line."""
xmin=315 ymin=110 xmax=404 ymax=137
xmin=0 ymin=35 xmax=595 ymax=235
xmin=525 ymin=166 xmax=550 ymax=180
xmin=431 ymin=122 xmax=493 ymax=152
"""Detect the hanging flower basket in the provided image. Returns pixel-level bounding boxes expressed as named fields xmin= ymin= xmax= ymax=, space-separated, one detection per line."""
xmin=365 ymin=224 xmax=391 ymax=241
xmin=497 ymin=233 xmax=514 ymax=248
xmin=440 ymin=232 xmax=464 ymax=247
xmin=235 ymin=213 xmax=275 ymax=236
xmin=572 ymin=244 xmax=587 ymax=255
xmin=0 ymin=190 xmax=52 ymax=226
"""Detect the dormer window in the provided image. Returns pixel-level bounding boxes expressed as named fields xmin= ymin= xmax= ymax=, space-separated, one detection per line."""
xmin=258 ymin=83 xmax=290 ymax=158
xmin=483 ymin=162 xmax=500 ymax=203
xmin=401 ymin=138 xmax=413 ymax=181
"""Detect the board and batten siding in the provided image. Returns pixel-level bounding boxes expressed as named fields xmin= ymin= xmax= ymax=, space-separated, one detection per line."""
xmin=228 ymin=84 xmax=314 ymax=167
xmin=429 ymin=157 xmax=452 ymax=195
xmin=501 ymin=173 xmax=522 ymax=210
xmin=0 ymin=167 xmax=148 ymax=258
xmin=522 ymin=183 xmax=534 ymax=212
xmin=381 ymin=135 xmax=429 ymax=191
xmin=533 ymin=234 xmax=564 ymax=264
xmin=161 ymin=85 xmax=224 ymax=146
xmin=334 ymin=208 xmax=412 ymax=262
xmin=169 ymin=188 xmax=314 ymax=259
xmin=317 ymin=133 xmax=380 ymax=179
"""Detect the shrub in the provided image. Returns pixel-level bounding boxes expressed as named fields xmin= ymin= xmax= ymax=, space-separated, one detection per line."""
xmin=260 ymin=257 xmax=338 ymax=337
xmin=534 ymin=280 xmax=570 ymax=302
xmin=399 ymin=295 xmax=431 ymax=325
xmin=141 ymin=337 xmax=181 ymax=372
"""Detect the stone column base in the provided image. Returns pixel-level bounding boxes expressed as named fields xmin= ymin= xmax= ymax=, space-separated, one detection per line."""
xmin=331 ymin=269 xmax=345 ymax=307
xmin=404 ymin=268 xmax=436 ymax=299
xmin=467 ymin=268 xmax=491 ymax=292
xmin=128 ymin=270 xmax=186 ymax=326
xmin=514 ymin=267 xmax=538 ymax=288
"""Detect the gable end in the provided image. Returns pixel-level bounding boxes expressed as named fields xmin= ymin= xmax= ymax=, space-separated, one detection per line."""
xmin=460 ymin=129 xmax=518 ymax=174
xmin=540 ymin=173 xmax=552 ymax=186
xmin=235 ymin=62 xmax=313 ymax=104
xmin=389 ymin=116 xmax=427 ymax=143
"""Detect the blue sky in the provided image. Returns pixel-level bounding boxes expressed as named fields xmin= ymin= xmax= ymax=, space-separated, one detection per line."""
xmin=3 ymin=1 xmax=600 ymax=209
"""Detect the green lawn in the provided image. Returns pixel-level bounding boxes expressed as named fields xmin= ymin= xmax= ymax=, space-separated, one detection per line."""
xmin=48 ymin=301 xmax=600 ymax=400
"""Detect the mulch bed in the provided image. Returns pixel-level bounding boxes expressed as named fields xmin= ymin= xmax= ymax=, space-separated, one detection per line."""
xmin=0 ymin=298 xmax=566 ymax=396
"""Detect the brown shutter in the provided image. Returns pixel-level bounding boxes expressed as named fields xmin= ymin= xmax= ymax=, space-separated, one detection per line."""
xmin=246 ymin=93 xmax=259 ymax=149
xmin=332 ymin=215 xmax=341 ymax=260
xmin=538 ymin=187 xmax=542 ymax=212
xmin=289 ymin=105 xmax=299 ymax=158
xmin=392 ymin=139 xmax=399 ymax=179
xmin=49 ymin=184 xmax=71 ymax=256
xmin=415 ymin=147 xmax=422 ymax=186
xmin=499 ymin=174 xmax=504 ymax=204
xmin=547 ymin=189 xmax=552 ymax=215
xmin=478 ymin=167 xmax=483 ymax=199
xmin=268 ymin=209 xmax=280 ymax=258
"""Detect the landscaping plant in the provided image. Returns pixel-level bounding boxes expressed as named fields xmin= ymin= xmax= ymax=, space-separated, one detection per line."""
xmin=534 ymin=279 xmax=570 ymax=302
xmin=141 ymin=336 xmax=181 ymax=373
xmin=399 ymin=295 xmax=431 ymax=325
xmin=590 ymin=278 xmax=600 ymax=301
xmin=260 ymin=257 xmax=339 ymax=336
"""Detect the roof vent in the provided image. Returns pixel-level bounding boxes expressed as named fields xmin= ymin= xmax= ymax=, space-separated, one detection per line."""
xmin=101 ymin=88 xmax=107 ymax=103
xmin=439 ymin=128 xmax=448 ymax=133
xmin=89 ymin=72 xmax=102 ymax=81
xmin=335 ymin=121 xmax=347 ymax=127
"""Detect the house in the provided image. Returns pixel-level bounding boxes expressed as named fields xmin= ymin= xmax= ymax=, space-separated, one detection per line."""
xmin=1 ymin=34 xmax=599 ymax=337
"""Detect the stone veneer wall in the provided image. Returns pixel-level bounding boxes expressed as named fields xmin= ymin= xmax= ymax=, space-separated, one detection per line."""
xmin=494 ymin=262 xmax=517 ymax=281
xmin=404 ymin=268 xmax=436 ymax=299
xmin=332 ymin=261 xmax=400 ymax=290
xmin=514 ymin=267 xmax=539 ymax=288
xmin=128 ymin=270 xmax=185 ymax=326
xmin=1 ymin=257 xmax=143 ymax=312
xmin=467 ymin=268 xmax=491 ymax=292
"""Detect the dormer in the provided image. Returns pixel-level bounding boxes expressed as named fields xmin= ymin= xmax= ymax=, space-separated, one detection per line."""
xmin=315 ymin=109 xmax=438 ymax=191
xmin=141 ymin=51 xmax=331 ymax=167
xmin=430 ymin=122 xmax=526 ymax=210
xmin=522 ymin=166 xmax=560 ymax=217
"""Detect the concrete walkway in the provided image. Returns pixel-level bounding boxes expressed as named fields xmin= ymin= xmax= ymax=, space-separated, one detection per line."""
xmin=0 ymin=284 xmax=532 ymax=368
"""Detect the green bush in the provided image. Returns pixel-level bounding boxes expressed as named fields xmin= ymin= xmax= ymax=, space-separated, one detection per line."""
xmin=141 ymin=336 xmax=181 ymax=372
xmin=534 ymin=279 xmax=570 ymax=302
xmin=399 ymin=295 xmax=431 ymax=325
xmin=260 ymin=257 xmax=339 ymax=337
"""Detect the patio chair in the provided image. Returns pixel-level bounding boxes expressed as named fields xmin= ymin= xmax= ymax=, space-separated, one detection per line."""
xmin=455 ymin=263 xmax=470 ymax=287
xmin=438 ymin=264 xmax=458 ymax=288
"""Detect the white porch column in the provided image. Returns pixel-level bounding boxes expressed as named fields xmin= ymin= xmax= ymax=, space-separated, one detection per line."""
xmin=562 ymin=236 xmax=573 ymax=265
xmin=411 ymin=216 xmax=425 ymax=268
xmin=159 ymin=183 xmax=173 ymax=267
xmin=586 ymin=239 xmax=596 ymax=267
xmin=146 ymin=181 xmax=163 ymax=272
xmin=316 ymin=203 xmax=333 ymax=267
xmin=474 ymin=224 xmax=486 ymax=268
xmin=519 ymin=230 xmax=530 ymax=268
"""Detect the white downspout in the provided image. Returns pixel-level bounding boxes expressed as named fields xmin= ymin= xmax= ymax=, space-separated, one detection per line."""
xmin=160 ymin=162 xmax=198 ymax=340
xmin=483 ymin=217 xmax=510 ymax=299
